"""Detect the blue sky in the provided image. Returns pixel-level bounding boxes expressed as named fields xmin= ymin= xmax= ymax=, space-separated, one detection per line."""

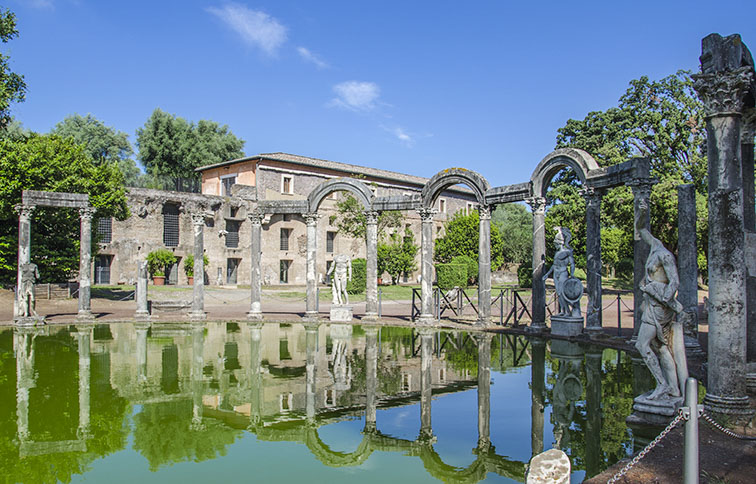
xmin=6 ymin=0 xmax=756 ymax=188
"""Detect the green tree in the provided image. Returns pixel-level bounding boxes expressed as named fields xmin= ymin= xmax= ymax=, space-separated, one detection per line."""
xmin=136 ymin=108 xmax=245 ymax=189
xmin=434 ymin=209 xmax=505 ymax=270
xmin=377 ymin=228 xmax=418 ymax=284
xmin=492 ymin=203 xmax=532 ymax=265
xmin=0 ymin=8 xmax=26 ymax=130
xmin=51 ymin=114 xmax=141 ymax=186
xmin=334 ymin=193 xmax=402 ymax=240
xmin=0 ymin=134 xmax=129 ymax=284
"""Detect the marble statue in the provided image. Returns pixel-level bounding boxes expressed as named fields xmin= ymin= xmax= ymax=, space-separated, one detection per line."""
xmin=327 ymin=254 xmax=352 ymax=306
xmin=543 ymin=227 xmax=581 ymax=318
xmin=18 ymin=263 xmax=40 ymax=317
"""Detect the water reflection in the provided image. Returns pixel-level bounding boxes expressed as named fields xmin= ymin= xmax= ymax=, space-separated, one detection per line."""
xmin=0 ymin=323 xmax=655 ymax=482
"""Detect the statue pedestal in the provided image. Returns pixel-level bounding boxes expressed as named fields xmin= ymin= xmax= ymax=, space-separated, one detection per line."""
xmin=627 ymin=391 xmax=683 ymax=426
xmin=549 ymin=315 xmax=583 ymax=337
xmin=330 ymin=305 xmax=353 ymax=322
xmin=13 ymin=315 xmax=45 ymax=327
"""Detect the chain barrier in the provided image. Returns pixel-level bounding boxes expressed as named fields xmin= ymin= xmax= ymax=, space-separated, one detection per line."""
xmin=701 ymin=412 xmax=756 ymax=440
xmin=620 ymin=298 xmax=635 ymax=312
xmin=607 ymin=411 xmax=685 ymax=484
xmin=204 ymin=291 xmax=251 ymax=303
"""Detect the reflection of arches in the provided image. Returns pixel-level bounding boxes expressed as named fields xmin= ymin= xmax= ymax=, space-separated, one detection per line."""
xmin=307 ymin=178 xmax=374 ymax=212
xmin=529 ymin=148 xmax=599 ymax=198
xmin=421 ymin=168 xmax=490 ymax=208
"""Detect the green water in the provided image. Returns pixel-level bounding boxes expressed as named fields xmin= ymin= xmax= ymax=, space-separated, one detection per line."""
xmin=0 ymin=322 xmax=652 ymax=483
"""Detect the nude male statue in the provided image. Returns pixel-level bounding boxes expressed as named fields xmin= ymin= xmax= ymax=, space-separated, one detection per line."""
xmin=542 ymin=227 xmax=576 ymax=316
xmin=327 ymin=255 xmax=352 ymax=306
xmin=18 ymin=263 xmax=40 ymax=317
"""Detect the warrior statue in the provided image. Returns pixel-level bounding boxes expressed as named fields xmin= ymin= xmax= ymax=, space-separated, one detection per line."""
xmin=543 ymin=227 xmax=581 ymax=317
xmin=327 ymin=254 xmax=352 ymax=306
xmin=18 ymin=263 xmax=40 ymax=317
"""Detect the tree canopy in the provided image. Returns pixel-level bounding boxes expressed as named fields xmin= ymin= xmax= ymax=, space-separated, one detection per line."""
xmin=0 ymin=8 xmax=26 ymax=130
xmin=377 ymin=228 xmax=418 ymax=284
xmin=491 ymin=203 xmax=532 ymax=266
xmin=434 ymin=209 xmax=505 ymax=270
xmin=334 ymin=193 xmax=402 ymax=240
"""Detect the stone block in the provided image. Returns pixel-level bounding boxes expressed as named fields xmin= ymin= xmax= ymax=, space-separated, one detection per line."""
xmin=330 ymin=305 xmax=353 ymax=322
xmin=526 ymin=448 xmax=570 ymax=484
xmin=549 ymin=315 xmax=583 ymax=337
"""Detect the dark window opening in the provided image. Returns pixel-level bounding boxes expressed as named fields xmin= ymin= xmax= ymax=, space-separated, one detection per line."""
xmin=227 ymin=258 xmax=240 ymax=284
xmin=226 ymin=220 xmax=240 ymax=248
xmin=279 ymin=260 xmax=291 ymax=284
xmin=280 ymin=228 xmax=291 ymax=251
xmin=222 ymin=176 xmax=236 ymax=196
xmin=94 ymin=255 xmax=112 ymax=284
xmin=163 ymin=204 xmax=180 ymax=247
xmin=326 ymin=231 xmax=336 ymax=253
xmin=97 ymin=217 xmax=112 ymax=243
xmin=230 ymin=206 xmax=239 ymax=218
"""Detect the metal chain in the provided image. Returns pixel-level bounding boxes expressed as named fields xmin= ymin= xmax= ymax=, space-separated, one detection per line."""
xmin=701 ymin=412 xmax=756 ymax=440
xmin=607 ymin=411 xmax=685 ymax=484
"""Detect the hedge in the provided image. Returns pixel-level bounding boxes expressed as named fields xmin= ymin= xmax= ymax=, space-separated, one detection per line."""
xmin=450 ymin=255 xmax=477 ymax=285
xmin=346 ymin=258 xmax=366 ymax=295
xmin=435 ymin=263 xmax=467 ymax=290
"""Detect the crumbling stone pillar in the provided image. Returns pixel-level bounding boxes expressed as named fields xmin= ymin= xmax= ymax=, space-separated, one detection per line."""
xmin=189 ymin=213 xmax=207 ymax=321
xmin=418 ymin=209 xmax=437 ymax=324
xmin=247 ymin=211 xmax=264 ymax=320
xmin=418 ymin=328 xmax=434 ymax=441
xmin=305 ymin=323 xmax=318 ymax=420
xmin=741 ymin=109 xmax=756 ymax=392
xmin=530 ymin=337 xmax=546 ymax=457
xmin=477 ymin=205 xmax=492 ymax=325
xmin=364 ymin=327 xmax=378 ymax=433
xmin=74 ymin=325 xmax=92 ymax=438
xmin=693 ymin=60 xmax=753 ymax=415
xmin=677 ymin=184 xmax=705 ymax=356
xmin=475 ymin=333 xmax=492 ymax=452
xmin=365 ymin=211 xmax=379 ymax=320
xmin=248 ymin=322 xmax=263 ymax=427
xmin=582 ymin=187 xmax=603 ymax=333
xmin=304 ymin=213 xmax=319 ymax=320
xmin=14 ymin=204 xmax=34 ymax=320
xmin=77 ymin=207 xmax=96 ymax=321
xmin=526 ymin=197 xmax=547 ymax=330
xmin=629 ymin=178 xmax=652 ymax=339
xmin=135 ymin=259 xmax=150 ymax=320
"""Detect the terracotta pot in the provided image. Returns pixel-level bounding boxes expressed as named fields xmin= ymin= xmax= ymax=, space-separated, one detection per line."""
xmin=377 ymin=277 xmax=383 ymax=286
xmin=153 ymin=276 xmax=165 ymax=286
xmin=187 ymin=276 xmax=194 ymax=285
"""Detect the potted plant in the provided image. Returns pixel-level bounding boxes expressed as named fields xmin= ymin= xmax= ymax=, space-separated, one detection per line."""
xmin=184 ymin=254 xmax=209 ymax=285
xmin=147 ymin=248 xmax=177 ymax=285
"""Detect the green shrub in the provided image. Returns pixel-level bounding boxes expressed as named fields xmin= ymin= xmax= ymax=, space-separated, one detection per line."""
xmin=147 ymin=248 xmax=177 ymax=277
xmin=517 ymin=261 xmax=532 ymax=288
xmin=183 ymin=254 xmax=209 ymax=277
xmin=616 ymin=257 xmax=634 ymax=278
xmin=435 ymin=263 xmax=467 ymax=290
xmin=451 ymin=255 xmax=477 ymax=285
xmin=346 ymin=258 xmax=366 ymax=295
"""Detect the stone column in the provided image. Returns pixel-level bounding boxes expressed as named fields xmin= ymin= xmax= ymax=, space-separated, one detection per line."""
xmin=693 ymin=66 xmax=753 ymax=415
xmin=135 ymin=259 xmax=150 ymax=320
xmin=135 ymin=321 xmax=149 ymax=384
xmin=628 ymin=178 xmax=652 ymax=339
xmin=365 ymin=211 xmax=379 ymax=320
xmin=418 ymin=328 xmax=434 ymax=441
xmin=77 ymin=206 xmax=96 ymax=321
xmin=530 ymin=338 xmax=545 ymax=457
xmin=581 ymin=187 xmax=603 ymax=333
xmin=475 ymin=334 xmax=492 ymax=452
xmin=189 ymin=213 xmax=207 ymax=321
xmin=741 ymin=109 xmax=756 ymax=392
xmin=584 ymin=348 xmax=603 ymax=479
xmin=191 ymin=323 xmax=205 ymax=429
xmin=304 ymin=213 xmax=319 ymax=321
xmin=14 ymin=329 xmax=36 ymax=442
xmin=305 ymin=323 xmax=319 ymax=421
xmin=364 ymin=327 xmax=378 ymax=433
xmin=526 ymin=197 xmax=547 ymax=330
xmin=14 ymin=204 xmax=34 ymax=320
xmin=677 ymin=184 xmax=705 ymax=356
xmin=248 ymin=323 xmax=263 ymax=427
xmin=247 ymin=210 xmax=264 ymax=320
xmin=74 ymin=325 xmax=92 ymax=439
xmin=477 ymin=205 xmax=492 ymax=325
xmin=417 ymin=208 xmax=437 ymax=324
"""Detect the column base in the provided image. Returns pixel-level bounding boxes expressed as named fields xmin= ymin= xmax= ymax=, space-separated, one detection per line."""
xmin=704 ymin=392 xmax=755 ymax=417
xmin=134 ymin=311 xmax=151 ymax=322
xmin=363 ymin=422 xmax=377 ymax=434
xmin=303 ymin=311 xmax=319 ymax=322
xmin=416 ymin=314 xmax=437 ymax=326
xmin=525 ymin=322 xmax=548 ymax=334
xmin=363 ymin=312 xmax=379 ymax=321
xmin=246 ymin=311 xmax=263 ymax=321
xmin=76 ymin=310 xmax=95 ymax=322
xmin=188 ymin=310 xmax=207 ymax=321
xmin=134 ymin=321 xmax=151 ymax=331
xmin=747 ymin=363 xmax=756 ymax=394
xmin=474 ymin=317 xmax=491 ymax=327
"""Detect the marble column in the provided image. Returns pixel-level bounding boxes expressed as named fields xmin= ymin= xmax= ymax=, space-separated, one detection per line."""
xmin=14 ymin=204 xmax=34 ymax=320
xmin=364 ymin=327 xmax=378 ymax=433
xmin=693 ymin=66 xmax=753 ymax=415
xmin=135 ymin=322 xmax=149 ymax=384
xmin=135 ymin=259 xmax=150 ymax=320
xmin=365 ymin=211 xmax=379 ymax=320
xmin=191 ymin=323 xmax=205 ymax=429
xmin=418 ymin=328 xmax=434 ymax=441
xmin=628 ymin=178 xmax=652 ymax=339
xmin=417 ymin=208 xmax=437 ymax=324
xmin=526 ymin=197 xmax=547 ymax=330
xmin=248 ymin=323 xmax=263 ymax=427
xmin=304 ymin=213 xmax=319 ymax=321
xmin=530 ymin=338 xmax=546 ymax=457
xmin=305 ymin=323 xmax=319 ymax=421
xmin=475 ymin=334 xmax=492 ymax=452
xmin=677 ymin=184 xmax=705 ymax=356
xmin=189 ymin=213 xmax=207 ymax=321
xmin=247 ymin=210 xmax=264 ymax=320
xmin=741 ymin=109 xmax=756 ymax=392
xmin=584 ymin=348 xmax=603 ymax=479
xmin=581 ymin=187 xmax=603 ymax=333
xmin=74 ymin=326 xmax=92 ymax=439
xmin=477 ymin=205 xmax=492 ymax=325
xmin=77 ymin=206 xmax=96 ymax=321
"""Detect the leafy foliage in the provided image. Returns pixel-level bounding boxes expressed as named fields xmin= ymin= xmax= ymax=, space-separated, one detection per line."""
xmin=377 ymin=228 xmax=418 ymax=284
xmin=450 ymin=254 xmax=476 ymax=285
xmin=334 ymin=193 xmax=402 ymax=240
xmin=147 ymin=248 xmax=177 ymax=277
xmin=434 ymin=209 xmax=505 ymax=270
xmin=492 ymin=203 xmax=532 ymax=265
xmin=435 ymin=263 xmax=467 ymax=289
xmin=0 ymin=8 xmax=26 ymax=130
xmin=183 ymin=254 xmax=209 ymax=277
xmin=346 ymin=257 xmax=366 ymax=295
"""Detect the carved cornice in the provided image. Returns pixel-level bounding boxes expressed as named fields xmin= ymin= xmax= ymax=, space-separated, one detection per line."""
xmin=478 ymin=205 xmax=491 ymax=220
xmin=742 ymin=108 xmax=756 ymax=142
xmin=416 ymin=208 xmax=437 ymax=222
xmin=78 ymin=206 xmax=96 ymax=221
xmin=364 ymin=211 xmax=380 ymax=225
xmin=692 ymin=67 xmax=754 ymax=117
xmin=14 ymin=204 xmax=35 ymax=219
xmin=525 ymin=197 xmax=546 ymax=215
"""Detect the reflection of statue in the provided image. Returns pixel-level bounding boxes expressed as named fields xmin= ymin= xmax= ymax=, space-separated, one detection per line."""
xmin=542 ymin=227 xmax=581 ymax=317
xmin=19 ymin=263 xmax=40 ymax=317
xmin=327 ymin=255 xmax=352 ymax=305
xmin=635 ymin=228 xmax=687 ymax=401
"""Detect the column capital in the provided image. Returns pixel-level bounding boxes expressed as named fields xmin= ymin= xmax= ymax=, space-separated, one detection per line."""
xmin=364 ymin=210 xmax=380 ymax=225
xmin=525 ymin=197 xmax=547 ymax=215
xmin=417 ymin=208 xmax=437 ymax=222
xmin=79 ymin=206 xmax=96 ymax=221
xmin=692 ymin=67 xmax=754 ymax=117
xmin=478 ymin=204 xmax=492 ymax=220
xmin=303 ymin=212 xmax=319 ymax=226
xmin=579 ymin=186 xmax=603 ymax=208
xmin=247 ymin=210 xmax=265 ymax=226
xmin=191 ymin=212 xmax=206 ymax=226
xmin=742 ymin=107 xmax=756 ymax=141
xmin=14 ymin=204 xmax=35 ymax=218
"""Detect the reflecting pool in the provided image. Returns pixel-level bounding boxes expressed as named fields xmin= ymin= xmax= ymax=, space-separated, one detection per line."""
xmin=0 ymin=322 xmax=655 ymax=483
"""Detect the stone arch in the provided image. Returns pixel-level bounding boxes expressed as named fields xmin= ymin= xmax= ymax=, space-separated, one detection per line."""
xmin=304 ymin=428 xmax=374 ymax=467
xmin=307 ymin=178 xmax=374 ymax=212
xmin=420 ymin=168 xmax=490 ymax=208
xmin=529 ymin=148 xmax=599 ymax=198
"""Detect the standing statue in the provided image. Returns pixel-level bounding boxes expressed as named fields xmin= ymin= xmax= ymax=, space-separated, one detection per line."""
xmin=543 ymin=227 xmax=582 ymax=318
xmin=327 ymin=254 xmax=352 ymax=306
xmin=635 ymin=227 xmax=688 ymax=401
xmin=18 ymin=263 xmax=40 ymax=317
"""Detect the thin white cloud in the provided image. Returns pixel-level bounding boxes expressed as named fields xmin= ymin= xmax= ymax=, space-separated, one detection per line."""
xmin=330 ymin=81 xmax=380 ymax=112
xmin=381 ymin=125 xmax=415 ymax=147
xmin=207 ymin=4 xmax=287 ymax=56
xmin=28 ymin=0 xmax=54 ymax=9
xmin=297 ymin=47 xmax=328 ymax=69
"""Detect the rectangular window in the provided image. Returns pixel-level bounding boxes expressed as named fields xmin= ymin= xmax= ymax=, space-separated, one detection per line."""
xmin=97 ymin=217 xmax=112 ymax=243
xmin=326 ymin=231 xmax=336 ymax=253
xmin=94 ymin=255 xmax=112 ymax=284
xmin=221 ymin=175 xmax=236 ymax=196
xmin=229 ymin=206 xmax=239 ymax=218
xmin=280 ymin=228 xmax=291 ymax=251
xmin=466 ymin=202 xmax=476 ymax=215
xmin=282 ymin=175 xmax=293 ymax=194
xmin=439 ymin=199 xmax=446 ymax=213
xmin=227 ymin=258 xmax=240 ymax=284
xmin=226 ymin=220 xmax=240 ymax=248
xmin=279 ymin=260 xmax=291 ymax=284
xmin=279 ymin=338 xmax=292 ymax=360
xmin=163 ymin=204 xmax=180 ymax=247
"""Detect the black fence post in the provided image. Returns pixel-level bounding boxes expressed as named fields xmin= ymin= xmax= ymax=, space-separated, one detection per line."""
xmin=616 ymin=293 xmax=621 ymax=337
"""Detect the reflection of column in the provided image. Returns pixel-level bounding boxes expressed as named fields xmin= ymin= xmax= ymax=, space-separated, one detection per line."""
xmin=418 ymin=209 xmax=437 ymax=323
xmin=530 ymin=338 xmax=546 ymax=457
xmin=78 ymin=207 xmax=96 ymax=321
xmin=477 ymin=206 xmax=492 ymax=325
xmin=304 ymin=213 xmax=319 ymax=320
xmin=550 ymin=341 xmax=583 ymax=449
xmin=365 ymin=211 xmax=379 ymax=320
xmin=191 ymin=323 xmax=205 ymax=429
xmin=475 ymin=334 xmax=492 ymax=451
xmin=582 ymin=187 xmax=603 ymax=333
xmin=189 ymin=212 xmax=207 ymax=321
xmin=419 ymin=328 xmax=434 ymax=440
xmin=364 ymin=327 xmax=378 ymax=433
xmin=629 ymin=178 xmax=652 ymax=339
xmin=248 ymin=210 xmax=264 ymax=320
xmin=135 ymin=322 xmax=149 ymax=384
xmin=526 ymin=197 xmax=547 ymax=330
xmin=14 ymin=204 xmax=34 ymax=319
xmin=677 ymin=184 xmax=704 ymax=355
xmin=742 ymin=109 xmax=756 ymax=392
xmin=248 ymin=323 xmax=263 ymax=426
xmin=693 ymin=63 xmax=752 ymax=414
xmin=584 ymin=348 xmax=603 ymax=479
xmin=305 ymin=323 xmax=319 ymax=421
xmin=14 ymin=329 xmax=36 ymax=441
xmin=75 ymin=326 xmax=92 ymax=438
xmin=135 ymin=259 xmax=150 ymax=320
